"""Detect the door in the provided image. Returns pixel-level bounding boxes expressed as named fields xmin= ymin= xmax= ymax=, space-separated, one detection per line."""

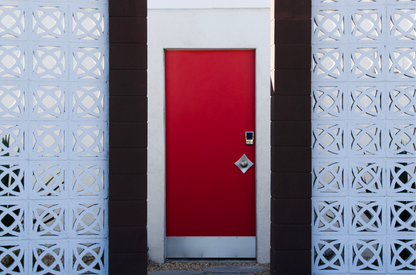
xmin=165 ymin=50 xmax=256 ymax=258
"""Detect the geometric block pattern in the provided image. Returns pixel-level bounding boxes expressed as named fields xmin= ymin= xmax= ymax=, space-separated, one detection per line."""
xmin=350 ymin=85 xmax=382 ymax=118
xmin=387 ymin=123 xmax=416 ymax=156
xmin=0 ymin=243 xmax=26 ymax=274
xmin=0 ymin=45 xmax=26 ymax=79
xmin=72 ymin=85 xmax=105 ymax=119
xmin=350 ymin=238 xmax=385 ymax=272
xmin=32 ymin=5 xmax=66 ymax=40
xmin=387 ymin=84 xmax=416 ymax=118
xmin=71 ymin=163 xmax=105 ymax=197
xmin=388 ymin=8 xmax=416 ymax=42
xmin=312 ymin=123 xmax=345 ymax=156
xmin=71 ymin=7 xmax=106 ymax=42
xmin=313 ymin=161 xmax=346 ymax=195
xmin=313 ymin=1 xmax=415 ymax=274
xmin=72 ymin=203 xmax=105 ymax=237
xmin=31 ymin=163 xmax=66 ymax=197
xmin=313 ymin=8 xmax=346 ymax=43
xmin=350 ymin=161 xmax=384 ymax=195
xmin=32 ymin=84 xmax=66 ymax=119
xmin=0 ymin=124 xmax=25 ymax=157
xmin=72 ymin=46 xmax=106 ymax=81
xmin=0 ymin=4 xmax=25 ymax=39
xmin=388 ymin=160 xmax=416 ymax=194
xmin=388 ymin=199 xmax=416 ymax=233
xmin=31 ymin=203 xmax=65 ymax=237
xmin=388 ymin=238 xmax=416 ymax=273
xmin=30 ymin=124 xmax=66 ymax=158
xmin=0 ymin=84 xmax=26 ymax=119
xmin=350 ymin=8 xmax=383 ymax=42
xmin=350 ymin=123 xmax=383 ymax=155
xmin=0 ymin=203 xmax=25 ymax=238
xmin=350 ymin=199 xmax=385 ymax=234
xmin=72 ymin=242 xmax=106 ymax=274
xmin=312 ymin=238 xmax=347 ymax=272
xmin=0 ymin=163 xmax=25 ymax=197
xmin=388 ymin=46 xmax=416 ymax=80
xmin=32 ymin=45 xmax=66 ymax=79
xmin=31 ymin=242 xmax=66 ymax=274
xmin=312 ymin=85 xmax=345 ymax=119
xmin=312 ymin=46 xmax=345 ymax=80
xmin=71 ymin=124 xmax=105 ymax=158
xmin=313 ymin=199 xmax=346 ymax=233
xmin=350 ymin=46 xmax=383 ymax=79
xmin=0 ymin=0 xmax=108 ymax=273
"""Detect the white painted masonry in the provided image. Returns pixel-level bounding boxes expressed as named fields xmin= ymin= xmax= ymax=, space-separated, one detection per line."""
xmin=0 ymin=0 xmax=108 ymax=273
xmin=312 ymin=0 xmax=416 ymax=273
xmin=148 ymin=5 xmax=271 ymax=263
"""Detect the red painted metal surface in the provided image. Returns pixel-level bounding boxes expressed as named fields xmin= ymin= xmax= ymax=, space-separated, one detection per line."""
xmin=165 ymin=50 xmax=256 ymax=237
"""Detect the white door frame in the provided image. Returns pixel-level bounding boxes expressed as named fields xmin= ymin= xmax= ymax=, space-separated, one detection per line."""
xmin=147 ymin=8 xmax=271 ymax=263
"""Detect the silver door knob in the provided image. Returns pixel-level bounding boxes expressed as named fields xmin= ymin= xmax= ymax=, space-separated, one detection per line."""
xmin=234 ymin=154 xmax=254 ymax=174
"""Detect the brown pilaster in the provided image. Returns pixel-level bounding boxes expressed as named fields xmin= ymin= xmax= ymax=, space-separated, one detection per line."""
xmin=108 ymin=0 xmax=148 ymax=274
xmin=270 ymin=1 xmax=311 ymax=274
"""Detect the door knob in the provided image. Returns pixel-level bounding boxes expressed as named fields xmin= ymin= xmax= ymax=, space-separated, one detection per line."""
xmin=234 ymin=154 xmax=253 ymax=174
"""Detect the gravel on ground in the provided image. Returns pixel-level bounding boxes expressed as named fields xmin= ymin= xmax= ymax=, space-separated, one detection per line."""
xmin=148 ymin=260 xmax=270 ymax=275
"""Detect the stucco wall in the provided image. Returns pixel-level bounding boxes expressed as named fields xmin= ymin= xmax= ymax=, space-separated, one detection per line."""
xmin=148 ymin=6 xmax=271 ymax=263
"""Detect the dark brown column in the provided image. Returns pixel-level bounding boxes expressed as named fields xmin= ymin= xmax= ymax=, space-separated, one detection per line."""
xmin=108 ymin=0 xmax=148 ymax=274
xmin=270 ymin=1 xmax=311 ymax=274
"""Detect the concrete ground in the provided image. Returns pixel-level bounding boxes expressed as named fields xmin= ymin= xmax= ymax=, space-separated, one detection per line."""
xmin=148 ymin=261 xmax=270 ymax=275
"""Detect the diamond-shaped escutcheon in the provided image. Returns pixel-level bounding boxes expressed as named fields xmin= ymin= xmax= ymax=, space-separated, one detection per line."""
xmin=234 ymin=154 xmax=254 ymax=174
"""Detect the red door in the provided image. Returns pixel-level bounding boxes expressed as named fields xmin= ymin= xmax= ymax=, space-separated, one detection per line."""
xmin=165 ymin=50 xmax=256 ymax=258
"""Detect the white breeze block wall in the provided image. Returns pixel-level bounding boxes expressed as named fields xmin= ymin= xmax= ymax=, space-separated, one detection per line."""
xmin=312 ymin=0 xmax=415 ymax=274
xmin=0 ymin=0 xmax=108 ymax=274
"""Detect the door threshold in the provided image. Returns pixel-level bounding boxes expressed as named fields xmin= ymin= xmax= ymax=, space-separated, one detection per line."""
xmin=166 ymin=237 xmax=256 ymax=258
xmin=165 ymin=258 xmax=257 ymax=262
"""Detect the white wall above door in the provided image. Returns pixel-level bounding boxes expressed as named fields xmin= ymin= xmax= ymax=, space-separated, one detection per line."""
xmin=148 ymin=0 xmax=271 ymax=9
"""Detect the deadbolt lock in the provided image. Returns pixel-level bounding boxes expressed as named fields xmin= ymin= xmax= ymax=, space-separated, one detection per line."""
xmin=245 ymin=131 xmax=254 ymax=145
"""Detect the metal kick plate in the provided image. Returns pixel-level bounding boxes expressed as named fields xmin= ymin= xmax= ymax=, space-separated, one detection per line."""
xmin=234 ymin=154 xmax=253 ymax=174
xmin=166 ymin=237 xmax=256 ymax=258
